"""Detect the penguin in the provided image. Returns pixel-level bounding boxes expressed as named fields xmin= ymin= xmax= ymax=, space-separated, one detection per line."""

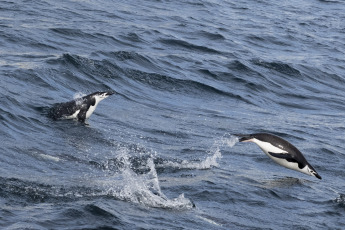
xmin=49 ymin=91 xmax=115 ymax=122
xmin=235 ymin=133 xmax=321 ymax=179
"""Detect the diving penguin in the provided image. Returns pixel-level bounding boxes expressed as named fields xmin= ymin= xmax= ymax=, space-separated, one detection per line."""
xmin=49 ymin=91 xmax=115 ymax=122
xmin=235 ymin=133 xmax=321 ymax=179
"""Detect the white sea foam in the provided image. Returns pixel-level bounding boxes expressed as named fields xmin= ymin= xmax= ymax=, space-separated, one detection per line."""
xmin=196 ymin=215 xmax=222 ymax=227
xmin=38 ymin=153 xmax=61 ymax=162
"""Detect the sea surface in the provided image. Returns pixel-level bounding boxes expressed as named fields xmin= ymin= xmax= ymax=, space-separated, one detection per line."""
xmin=1 ymin=0 xmax=345 ymax=229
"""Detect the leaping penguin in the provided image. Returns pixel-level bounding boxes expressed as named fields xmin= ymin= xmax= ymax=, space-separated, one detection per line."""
xmin=49 ymin=91 xmax=115 ymax=122
xmin=235 ymin=133 xmax=321 ymax=179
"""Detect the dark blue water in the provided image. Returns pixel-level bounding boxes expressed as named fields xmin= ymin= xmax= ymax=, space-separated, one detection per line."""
xmin=1 ymin=0 xmax=345 ymax=229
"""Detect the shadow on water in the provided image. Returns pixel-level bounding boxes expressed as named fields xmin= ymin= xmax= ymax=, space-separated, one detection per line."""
xmin=260 ymin=177 xmax=307 ymax=189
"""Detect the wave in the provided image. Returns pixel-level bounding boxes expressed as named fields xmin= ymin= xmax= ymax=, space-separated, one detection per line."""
xmin=38 ymin=52 xmax=345 ymax=114
xmin=158 ymin=38 xmax=221 ymax=54
xmin=125 ymin=68 xmax=242 ymax=99
xmin=252 ymin=59 xmax=301 ymax=76
xmin=43 ymin=53 xmax=247 ymax=104
xmin=44 ymin=51 xmax=345 ymax=113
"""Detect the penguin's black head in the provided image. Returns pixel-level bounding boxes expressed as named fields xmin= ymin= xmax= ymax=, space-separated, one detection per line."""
xmin=307 ymin=166 xmax=322 ymax=180
xmin=88 ymin=91 xmax=116 ymax=103
xmin=92 ymin=91 xmax=116 ymax=98
xmin=234 ymin=134 xmax=254 ymax=142
xmin=97 ymin=91 xmax=116 ymax=96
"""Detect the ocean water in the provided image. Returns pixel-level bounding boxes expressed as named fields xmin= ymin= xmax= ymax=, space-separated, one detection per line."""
xmin=1 ymin=0 xmax=345 ymax=229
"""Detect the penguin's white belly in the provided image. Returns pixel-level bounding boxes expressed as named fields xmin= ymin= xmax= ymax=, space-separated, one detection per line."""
xmin=265 ymin=154 xmax=310 ymax=175
xmin=254 ymin=140 xmax=310 ymax=175
xmin=85 ymin=105 xmax=97 ymax=119
xmin=254 ymin=140 xmax=296 ymax=168
xmin=265 ymin=153 xmax=298 ymax=170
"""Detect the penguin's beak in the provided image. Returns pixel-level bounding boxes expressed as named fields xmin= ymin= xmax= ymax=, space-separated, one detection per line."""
xmin=106 ymin=91 xmax=116 ymax=96
xmin=239 ymin=137 xmax=253 ymax=142
xmin=314 ymin=172 xmax=322 ymax=180
xmin=234 ymin=134 xmax=253 ymax=142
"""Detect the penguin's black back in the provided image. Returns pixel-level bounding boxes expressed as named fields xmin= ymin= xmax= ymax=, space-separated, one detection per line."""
xmin=48 ymin=95 xmax=95 ymax=120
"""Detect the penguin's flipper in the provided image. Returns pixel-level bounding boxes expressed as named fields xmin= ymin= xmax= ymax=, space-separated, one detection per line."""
xmin=268 ymin=152 xmax=304 ymax=169
xmin=77 ymin=106 xmax=88 ymax=123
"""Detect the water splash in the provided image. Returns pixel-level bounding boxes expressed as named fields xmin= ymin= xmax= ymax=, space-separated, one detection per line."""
xmin=334 ymin=194 xmax=345 ymax=207
xmin=156 ymin=154 xmax=222 ymax=170
xmin=102 ymin=147 xmax=195 ymax=209
xmin=3 ymin=136 xmax=238 ymax=209
xmin=47 ymin=135 xmax=239 ymax=208
xmin=215 ymin=133 xmax=239 ymax=148
xmin=73 ymin=92 xmax=86 ymax=100
xmin=204 ymin=133 xmax=239 ymax=167
xmin=73 ymin=92 xmax=86 ymax=106
xmin=156 ymin=134 xmax=239 ymax=170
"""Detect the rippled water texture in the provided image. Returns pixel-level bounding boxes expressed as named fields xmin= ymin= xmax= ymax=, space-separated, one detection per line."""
xmin=1 ymin=0 xmax=345 ymax=229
